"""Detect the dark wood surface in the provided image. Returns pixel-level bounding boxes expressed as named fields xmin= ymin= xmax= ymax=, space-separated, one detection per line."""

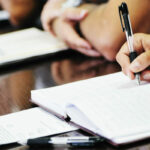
xmin=0 ymin=24 xmax=150 ymax=150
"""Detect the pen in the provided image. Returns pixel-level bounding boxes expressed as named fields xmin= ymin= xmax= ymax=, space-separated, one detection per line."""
xmin=20 ymin=136 xmax=104 ymax=147
xmin=119 ymin=2 xmax=140 ymax=85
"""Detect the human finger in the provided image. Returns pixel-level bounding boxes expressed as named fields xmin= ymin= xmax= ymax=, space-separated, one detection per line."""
xmin=41 ymin=9 xmax=62 ymax=33
xmin=58 ymin=20 xmax=101 ymax=57
xmin=133 ymin=33 xmax=150 ymax=53
xmin=74 ymin=47 xmax=101 ymax=57
xmin=140 ymin=70 xmax=150 ymax=82
xmin=116 ymin=43 xmax=134 ymax=79
xmin=116 ymin=33 xmax=150 ymax=79
xmin=129 ymin=50 xmax=150 ymax=73
xmin=65 ymin=37 xmax=101 ymax=57
xmin=62 ymin=8 xmax=88 ymax=21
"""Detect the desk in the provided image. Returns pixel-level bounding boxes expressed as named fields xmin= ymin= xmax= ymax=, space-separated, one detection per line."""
xmin=0 ymin=26 xmax=150 ymax=150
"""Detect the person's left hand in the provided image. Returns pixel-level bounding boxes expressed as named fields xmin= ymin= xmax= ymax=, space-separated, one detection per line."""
xmin=51 ymin=5 xmax=101 ymax=57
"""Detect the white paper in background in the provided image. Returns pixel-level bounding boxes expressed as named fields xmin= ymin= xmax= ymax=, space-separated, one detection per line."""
xmin=0 ymin=10 xmax=10 ymax=21
xmin=0 ymin=107 xmax=77 ymax=145
xmin=0 ymin=28 xmax=68 ymax=64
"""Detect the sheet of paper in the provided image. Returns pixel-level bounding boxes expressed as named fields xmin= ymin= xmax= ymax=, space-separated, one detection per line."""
xmin=31 ymin=72 xmax=144 ymax=107
xmin=0 ymin=28 xmax=68 ymax=65
xmin=0 ymin=107 xmax=76 ymax=145
xmin=31 ymin=72 xmax=150 ymax=144
xmin=61 ymin=73 xmax=150 ymax=143
xmin=72 ymin=84 xmax=150 ymax=137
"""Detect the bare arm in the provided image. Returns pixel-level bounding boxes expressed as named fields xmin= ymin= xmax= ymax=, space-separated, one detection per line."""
xmin=0 ymin=0 xmax=38 ymax=26
xmin=80 ymin=0 xmax=150 ymax=61
xmin=43 ymin=1 xmax=101 ymax=57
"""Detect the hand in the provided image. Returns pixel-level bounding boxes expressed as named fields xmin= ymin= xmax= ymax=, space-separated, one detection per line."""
xmin=41 ymin=1 xmax=101 ymax=57
xmin=41 ymin=0 xmax=66 ymax=34
xmin=116 ymin=33 xmax=150 ymax=82
xmin=79 ymin=0 xmax=150 ymax=61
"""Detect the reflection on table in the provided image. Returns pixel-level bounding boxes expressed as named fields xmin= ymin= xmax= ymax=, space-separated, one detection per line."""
xmin=51 ymin=57 xmax=120 ymax=85
xmin=0 ymin=54 xmax=120 ymax=116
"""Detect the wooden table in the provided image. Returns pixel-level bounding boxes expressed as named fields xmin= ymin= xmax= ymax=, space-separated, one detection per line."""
xmin=0 ymin=25 xmax=150 ymax=150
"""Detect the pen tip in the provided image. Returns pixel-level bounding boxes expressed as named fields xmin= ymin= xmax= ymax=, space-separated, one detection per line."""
xmin=137 ymin=80 xmax=140 ymax=85
xmin=136 ymin=75 xmax=140 ymax=86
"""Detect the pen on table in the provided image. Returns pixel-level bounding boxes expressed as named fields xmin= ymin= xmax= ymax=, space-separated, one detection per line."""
xmin=119 ymin=2 xmax=141 ymax=85
xmin=20 ymin=136 xmax=104 ymax=147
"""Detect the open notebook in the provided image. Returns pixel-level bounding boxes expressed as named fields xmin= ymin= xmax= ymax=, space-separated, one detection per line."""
xmin=0 ymin=28 xmax=67 ymax=66
xmin=31 ymin=72 xmax=150 ymax=145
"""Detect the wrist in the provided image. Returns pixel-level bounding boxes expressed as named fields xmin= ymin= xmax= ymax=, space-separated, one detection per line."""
xmin=79 ymin=3 xmax=98 ymax=12
xmin=45 ymin=0 xmax=66 ymax=7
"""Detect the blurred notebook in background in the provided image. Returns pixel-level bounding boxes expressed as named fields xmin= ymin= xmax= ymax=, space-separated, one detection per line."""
xmin=0 ymin=28 xmax=68 ymax=66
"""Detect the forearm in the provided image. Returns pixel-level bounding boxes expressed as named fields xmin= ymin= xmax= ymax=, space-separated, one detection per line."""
xmin=79 ymin=3 xmax=98 ymax=12
xmin=52 ymin=3 xmax=98 ymax=38
xmin=44 ymin=0 xmax=66 ymax=8
xmin=1 ymin=0 xmax=37 ymax=26
xmin=80 ymin=0 xmax=150 ymax=61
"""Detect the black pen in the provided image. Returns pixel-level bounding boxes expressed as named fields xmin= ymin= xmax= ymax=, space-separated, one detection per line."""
xmin=20 ymin=136 xmax=104 ymax=147
xmin=119 ymin=2 xmax=140 ymax=85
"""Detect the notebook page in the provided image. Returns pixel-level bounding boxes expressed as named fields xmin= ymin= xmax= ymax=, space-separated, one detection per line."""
xmin=31 ymin=72 xmax=150 ymax=143
xmin=72 ymin=83 xmax=150 ymax=140
xmin=31 ymin=72 xmax=140 ymax=108
xmin=0 ymin=107 xmax=76 ymax=145
xmin=0 ymin=28 xmax=67 ymax=64
xmin=66 ymin=104 xmax=100 ymax=134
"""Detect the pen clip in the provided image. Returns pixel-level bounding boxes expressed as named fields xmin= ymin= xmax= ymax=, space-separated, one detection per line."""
xmin=119 ymin=6 xmax=125 ymax=32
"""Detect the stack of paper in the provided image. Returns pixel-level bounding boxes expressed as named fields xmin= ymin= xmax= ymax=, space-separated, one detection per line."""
xmin=31 ymin=72 xmax=150 ymax=145
xmin=0 ymin=107 xmax=76 ymax=145
xmin=0 ymin=28 xmax=68 ymax=65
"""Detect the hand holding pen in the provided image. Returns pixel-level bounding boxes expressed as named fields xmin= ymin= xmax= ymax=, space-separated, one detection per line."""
xmin=117 ymin=33 xmax=150 ymax=82
xmin=117 ymin=2 xmax=141 ymax=85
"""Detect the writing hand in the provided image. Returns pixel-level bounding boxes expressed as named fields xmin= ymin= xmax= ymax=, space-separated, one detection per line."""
xmin=116 ymin=33 xmax=150 ymax=81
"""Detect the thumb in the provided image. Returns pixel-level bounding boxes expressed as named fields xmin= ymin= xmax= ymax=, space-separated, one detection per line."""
xmin=62 ymin=8 xmax=88 ymax=21
xmin=129 ymin=50 xmax=150 ymax=72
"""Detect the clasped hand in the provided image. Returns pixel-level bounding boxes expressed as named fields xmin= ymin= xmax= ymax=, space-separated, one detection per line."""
xmin=41 ymin=0 xmax=101 ymax=57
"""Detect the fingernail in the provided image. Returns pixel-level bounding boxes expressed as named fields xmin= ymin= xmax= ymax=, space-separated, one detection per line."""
xmin=130 ymin=61 xmax=140 ymax=71
xmin=143 ymin=73 xmax=150 ymax=80
xmin=80 ymin=10 xmax=87 ymax=17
